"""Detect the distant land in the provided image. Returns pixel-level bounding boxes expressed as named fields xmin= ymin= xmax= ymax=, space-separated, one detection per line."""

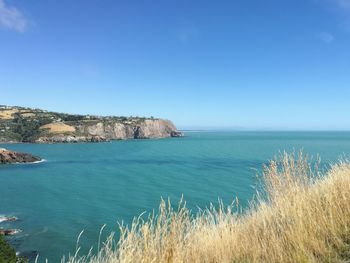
xmin=0 ymin=105 xmax=183 ymax=143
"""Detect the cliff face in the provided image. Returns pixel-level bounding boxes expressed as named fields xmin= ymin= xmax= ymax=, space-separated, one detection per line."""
xmin=37 ymin=119 xmax=179 ymax=142
xmin=0 ymin=105 xmax=183 ymax=143
xmin=78 ymin=119 xmax=176 ymax=139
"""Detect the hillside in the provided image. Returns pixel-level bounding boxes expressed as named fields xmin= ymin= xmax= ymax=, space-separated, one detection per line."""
xmin=0 ymin=106 xmax=183 ymax=143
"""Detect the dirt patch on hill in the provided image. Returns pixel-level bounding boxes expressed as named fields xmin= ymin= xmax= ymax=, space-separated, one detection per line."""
xmin=40 ymin=122 xmax=76 ymax=134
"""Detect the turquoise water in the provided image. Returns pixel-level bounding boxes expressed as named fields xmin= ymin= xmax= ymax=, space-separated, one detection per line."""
xmin=1 ymin=131 xmax=350 ymax=262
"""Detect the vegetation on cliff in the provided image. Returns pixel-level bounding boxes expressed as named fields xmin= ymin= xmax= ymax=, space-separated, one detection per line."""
xmin=0 ymin=235 xmax=17 ymax=263
xmin=0 ymin=236 xmax=27 ymax=263
xmin=62 ymin=152 xmax=350 ymax=263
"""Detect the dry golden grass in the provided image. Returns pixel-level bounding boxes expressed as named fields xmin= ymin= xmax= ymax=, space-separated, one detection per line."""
xmin=62 ymin=152 xmax=350 ymax=263
xmin=0 ymin=109 xmax=19 ymax=120
xmin=40 ymin=122 xmax=76 ymax=134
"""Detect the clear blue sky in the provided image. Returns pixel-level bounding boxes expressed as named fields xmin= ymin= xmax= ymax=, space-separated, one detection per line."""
xmin=1 ymin=0 xmax=350 ymax=130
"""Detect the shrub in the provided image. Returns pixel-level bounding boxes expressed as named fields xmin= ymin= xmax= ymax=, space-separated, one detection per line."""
xmin=0 ymin=235 xmax=17 ymax=263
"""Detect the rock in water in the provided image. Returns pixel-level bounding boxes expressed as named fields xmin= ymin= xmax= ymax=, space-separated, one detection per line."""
xmin=0 ymin=148 xmax=41 ymax=164
xmin=171 ymin=131 xmax=184 ymax=137
xmin=0 ymin=229 xmax=21 ymax=236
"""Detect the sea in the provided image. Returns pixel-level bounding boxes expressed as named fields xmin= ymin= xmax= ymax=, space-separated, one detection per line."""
xmin=1 ymin=131 xmax=350 ymax=262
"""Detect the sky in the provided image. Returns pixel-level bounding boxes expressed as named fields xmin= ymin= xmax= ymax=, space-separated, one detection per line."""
xmin=0 ymin=0 xmax=350 ymax=130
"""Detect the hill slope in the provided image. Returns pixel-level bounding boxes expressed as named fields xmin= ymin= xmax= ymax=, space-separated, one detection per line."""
xmin=0 ymin=106 xmax=183 ymax=143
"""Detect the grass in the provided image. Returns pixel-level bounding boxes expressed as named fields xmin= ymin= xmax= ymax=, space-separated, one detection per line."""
xmin=59 ymin=151 xmax=350 ymax=262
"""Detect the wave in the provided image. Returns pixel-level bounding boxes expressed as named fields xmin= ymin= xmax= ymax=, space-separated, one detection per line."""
xmin=8 ymin=229 xmax=22 ymax=235
xmin=14 ymin=159 xmax=47 ymax=165
xmin=0 ymin=215 xmax=18 ymax=223
xmin=33 ymin=226 xmax=49 ymax=236
xmin=30 ymin=159 xmax=46 ymax=164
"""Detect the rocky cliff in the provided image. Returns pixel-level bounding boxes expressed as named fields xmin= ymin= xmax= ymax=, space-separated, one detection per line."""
xmin=0 ymin=106 xmax=183 ymax=143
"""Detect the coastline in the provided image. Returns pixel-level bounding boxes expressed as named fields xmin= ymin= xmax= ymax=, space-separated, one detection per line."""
xmin=0 ymin=106 xmax=184 ymax=144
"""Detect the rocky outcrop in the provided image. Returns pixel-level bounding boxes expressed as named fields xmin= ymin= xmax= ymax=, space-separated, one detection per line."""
xmin=0 ymin=229 xmax=21 ymax=236
xmin=0 ymin=148 xmax=41 ymax=164
xmin=171 ymin=131 xmax=184 ymax=137
xmin=134 ymin=119 xmax=179 ymax=139
xmin=36 ymin=135 xmax=108 ymax=143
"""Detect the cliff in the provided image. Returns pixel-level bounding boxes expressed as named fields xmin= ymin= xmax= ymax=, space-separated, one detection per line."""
xmin=0 ymin=106 xmax=183 ymax=143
